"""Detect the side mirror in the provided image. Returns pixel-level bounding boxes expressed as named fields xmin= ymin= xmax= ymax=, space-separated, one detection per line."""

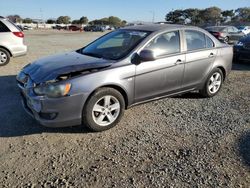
xmin=139 ymin=49 xmax=156 ymax=62
xmin=131 ymin=50 xmax=156 ymax=65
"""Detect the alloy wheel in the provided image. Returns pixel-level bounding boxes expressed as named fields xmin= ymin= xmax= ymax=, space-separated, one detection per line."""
xmin=92 ymin=95 xmax=121 ymax=126
xmin=208 ymin=72 xmax=222 ymax=94
xmin=0 ymin=51 xmax=7 ymax=65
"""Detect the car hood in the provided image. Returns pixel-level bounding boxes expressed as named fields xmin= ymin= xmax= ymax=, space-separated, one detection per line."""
xmin=22 ymin=51 xmax=113 ymax=84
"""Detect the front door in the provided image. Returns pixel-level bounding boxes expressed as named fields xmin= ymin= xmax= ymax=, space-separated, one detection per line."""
xmin=134 ymin=30 xmax=185 ymax=102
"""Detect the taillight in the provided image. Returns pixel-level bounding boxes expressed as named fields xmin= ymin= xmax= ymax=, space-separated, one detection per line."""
xmin=213 ymin=32 xmax=222 ymax=37
xmin=12 ymin=32 xmax=24 ymax=38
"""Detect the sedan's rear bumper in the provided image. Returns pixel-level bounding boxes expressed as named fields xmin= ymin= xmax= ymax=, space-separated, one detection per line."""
xmin=12 ymin=45 xmax=27 ymax=57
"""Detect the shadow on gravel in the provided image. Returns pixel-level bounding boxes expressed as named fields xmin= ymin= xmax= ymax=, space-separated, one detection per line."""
xmin=172 ymin=92 xmax=203 ymax=99
xmin=232 ymin=62 xmax=250 ymax=71
xmin=238 ymin=132 xmax=250 ymax=168
xmin=0 ymin=75 xmax=90 ymax=138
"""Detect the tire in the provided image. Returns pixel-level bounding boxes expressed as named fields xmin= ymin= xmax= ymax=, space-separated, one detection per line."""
xmin=82 ymin=87 xmax=125 ymax=132
xmin=224 ymin=36 xmax=229 ymax=44
xmin=0 ymin=48 xmax=10 ymax=66
xmin=200 ymin=68 xmax=224 ymax=98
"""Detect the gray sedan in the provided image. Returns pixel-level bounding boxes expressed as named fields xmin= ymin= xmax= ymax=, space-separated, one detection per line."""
xmin=17 ymin=24 xmax=233 ymax=131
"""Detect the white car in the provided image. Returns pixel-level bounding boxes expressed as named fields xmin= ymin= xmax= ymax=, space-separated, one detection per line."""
xmin=237 ymin=26 xmax=250 ymax=35
xmin=0 ymin=16 xmax=27 ymax=66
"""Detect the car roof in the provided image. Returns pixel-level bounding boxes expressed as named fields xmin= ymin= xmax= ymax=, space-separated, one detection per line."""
xmin=122 ymin=24 xmax=190 ymax=32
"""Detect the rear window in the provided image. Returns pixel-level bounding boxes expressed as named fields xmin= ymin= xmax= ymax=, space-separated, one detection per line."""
xmin=7 ymin=20 xmax=22 ymax=31
xmin=0 ymin=20 xmax=10 ymax=32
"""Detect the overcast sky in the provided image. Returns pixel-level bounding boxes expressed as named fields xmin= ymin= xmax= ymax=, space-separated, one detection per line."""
xmin=1 ymin=0 xmax=249 ymax=22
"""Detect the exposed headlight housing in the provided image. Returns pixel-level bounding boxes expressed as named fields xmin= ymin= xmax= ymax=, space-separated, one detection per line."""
xmin=34 ymin=83 xmax=71 ymax=98
xmin=17 ymin=72 xmax=28 ymax=83
xmin=236 ymin=41 xmax=244 ymax=46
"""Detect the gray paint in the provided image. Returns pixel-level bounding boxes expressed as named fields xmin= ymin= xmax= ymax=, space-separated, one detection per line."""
xmin=17 ymin=24 xmax=233 ymax=127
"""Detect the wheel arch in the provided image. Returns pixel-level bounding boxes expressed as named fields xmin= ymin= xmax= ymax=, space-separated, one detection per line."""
xmin=0 ymin=46 xmax=12 ymax=57
xmin=86 ymin=84 xmax=129 ymax=109
xmin=216 ymin=66 xmax=226 ymax=81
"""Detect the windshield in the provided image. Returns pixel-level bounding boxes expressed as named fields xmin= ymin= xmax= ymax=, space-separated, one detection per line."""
xmin=80 ymin=30 xmax=151 ymax=60
xmin=237 ymin=26 xmax=245 ymax=30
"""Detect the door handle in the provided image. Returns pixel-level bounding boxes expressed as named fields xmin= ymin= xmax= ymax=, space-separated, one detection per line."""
xmin=175 ymin=59 xmax=183 ymax=65
xmin=209 ymin=53 xmax=215 ymax=58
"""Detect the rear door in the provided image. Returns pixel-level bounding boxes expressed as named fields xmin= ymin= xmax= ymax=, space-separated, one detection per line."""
xmin=182 ymin=30 xmax=217 ymax=89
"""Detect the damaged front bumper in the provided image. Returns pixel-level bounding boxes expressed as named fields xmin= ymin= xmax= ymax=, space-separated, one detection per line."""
xmin=17 ymin=81 xmax=86 ymax=128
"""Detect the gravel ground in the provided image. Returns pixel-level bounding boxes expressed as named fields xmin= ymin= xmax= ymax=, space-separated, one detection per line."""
xmin=0 ymin=30 xmax=249 ymax=188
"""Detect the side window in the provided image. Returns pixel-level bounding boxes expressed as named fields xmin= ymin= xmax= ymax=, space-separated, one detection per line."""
xmin=185 ymin=30 xmax=206 ymax=51
xmin=0 ymin=21 xmax=10 ymax=32
xmin=228 ymin=27 xmax=236 ymax=33
xmin=206 ymin=35 xmax=214 ymax=48
xmin=144 ymin=31 xmax=180 ymax=56
xmin=232 ymin=27 xmax=239 ymax=33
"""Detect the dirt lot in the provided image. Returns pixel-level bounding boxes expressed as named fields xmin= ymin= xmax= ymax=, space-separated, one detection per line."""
xmin=0 ymin=30 xmax=249 ymax=187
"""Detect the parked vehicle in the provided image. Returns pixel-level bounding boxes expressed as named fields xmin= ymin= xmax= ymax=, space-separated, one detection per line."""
xmin=84 ymin=25 xmax=105 ymax=32
xmin=68 ymin=25 xmax=82 ymax=31
xmin=23 ymin=25 xmax=33 ymax=30
xmin=52 ymin=25 xmax=67 ymax=30
xmin=0 ymin=17 xmax=27 ymax=66
xmin=17 ymin=24 xmax=233 ymax=131
xmin=237 ymin=26 xmax=250 ymax=35
xmin=234 ymin=35 xmax=250 ymax=62
xmin=16 ymin=25 xmax=24 ymax=31
xmin=205 ymin=26 xmax=245 ymax=44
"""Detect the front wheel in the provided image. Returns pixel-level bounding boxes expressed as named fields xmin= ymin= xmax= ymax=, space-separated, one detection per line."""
xmin=82 ymin=88 xmax=125 ymax=132
xmin=200 ymin=68 xmax=224 ymax=98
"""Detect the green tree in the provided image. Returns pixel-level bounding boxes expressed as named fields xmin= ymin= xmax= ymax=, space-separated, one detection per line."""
xmin=56 ymin=16 xmax=71 ymax=24
xmin=165 ymin=9 xmax=185 ymax=24
xmin=7 ymin=15 xmax=22 ymax=23
xmin=46 ymin=19 xmax=56 ymax=24
xmin=200 ymin=7 xmax=222 ymax=25
xmin=79 ymin=16 xmax=88 ymax=24
xmin=89 ymin=16 xmax=126 ymax=26
xmin=121 ymin=20 xmax=127 ymax=26
xmin=235 ymin=7 xmax=250 ymax=22
xmin=108 ymin=16 xmax=122 ymax=26
xmin=71 ymin=20 xmax=80 ymax=24
xmin=222 ymin=10 xmax=235 ymax=23
xmin=183 ymin=8 xmax=203 ymax=25
xmin=22 ymin=18 xmax=33 ymax=24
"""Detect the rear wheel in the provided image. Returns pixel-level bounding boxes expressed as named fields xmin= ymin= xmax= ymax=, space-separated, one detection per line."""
xmin=200 ymin=68 xmax=224 ymax=97
xmin=83 ymin=88 xmax=125 ymax=132
xmin=0 ymin=48 xmax=10 ymax=66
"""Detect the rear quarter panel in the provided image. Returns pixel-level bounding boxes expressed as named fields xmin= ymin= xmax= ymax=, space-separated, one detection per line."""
xmin=213 ymin=45 xmax=233 ymax=78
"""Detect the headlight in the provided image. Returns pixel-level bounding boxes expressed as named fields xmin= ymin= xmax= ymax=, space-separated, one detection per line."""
xmin=236 ymin=41 xmax=244 ymax=46
xmin=34 ymin=83 xmax=71 ymax=98
xmin=17 ymin=72 xmax=28 ymax=83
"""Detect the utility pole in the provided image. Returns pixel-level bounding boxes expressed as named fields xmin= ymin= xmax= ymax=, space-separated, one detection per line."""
xmin=149 ymin=11 xmax=155 ymax=23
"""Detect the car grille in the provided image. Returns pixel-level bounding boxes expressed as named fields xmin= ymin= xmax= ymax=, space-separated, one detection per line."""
xmin=243 ymin=43 xmax=250 ymax=50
